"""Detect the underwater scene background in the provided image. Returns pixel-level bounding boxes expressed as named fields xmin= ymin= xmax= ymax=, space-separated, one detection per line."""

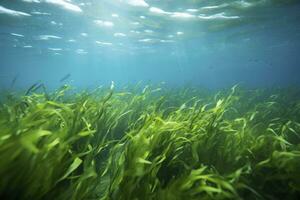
xmin=1 ymin=0 xmax=300 ymax=200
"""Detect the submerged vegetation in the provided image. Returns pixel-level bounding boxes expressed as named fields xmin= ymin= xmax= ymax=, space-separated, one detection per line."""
xmin=0 ymin=84 xmax=300 ymax=200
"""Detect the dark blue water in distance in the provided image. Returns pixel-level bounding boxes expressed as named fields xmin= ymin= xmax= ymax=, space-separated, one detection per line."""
xmin=0 ymin=0 xmax=300 ymax=90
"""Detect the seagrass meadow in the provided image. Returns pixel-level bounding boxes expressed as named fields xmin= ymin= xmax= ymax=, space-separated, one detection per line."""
xmin=1 ymin=0 xmax=300 ymax=199
xmin=0 ymin=84 xmax=300 ymax=200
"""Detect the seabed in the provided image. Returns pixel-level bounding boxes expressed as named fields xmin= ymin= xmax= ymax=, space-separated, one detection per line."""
xmin=0 ymin=84 xmax=300 ymax=200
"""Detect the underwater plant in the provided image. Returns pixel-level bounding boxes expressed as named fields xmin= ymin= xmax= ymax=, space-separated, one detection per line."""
xmin=0 ymin=84 xmax=299 ymax=200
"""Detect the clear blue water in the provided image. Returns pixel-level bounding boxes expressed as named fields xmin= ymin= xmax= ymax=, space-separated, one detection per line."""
xmin=0 ymin=0 xmax=300 ymax=89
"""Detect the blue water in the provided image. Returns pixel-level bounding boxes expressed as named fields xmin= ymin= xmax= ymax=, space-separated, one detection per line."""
xmin=0 ymin=0 xmax=300 ymax=90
